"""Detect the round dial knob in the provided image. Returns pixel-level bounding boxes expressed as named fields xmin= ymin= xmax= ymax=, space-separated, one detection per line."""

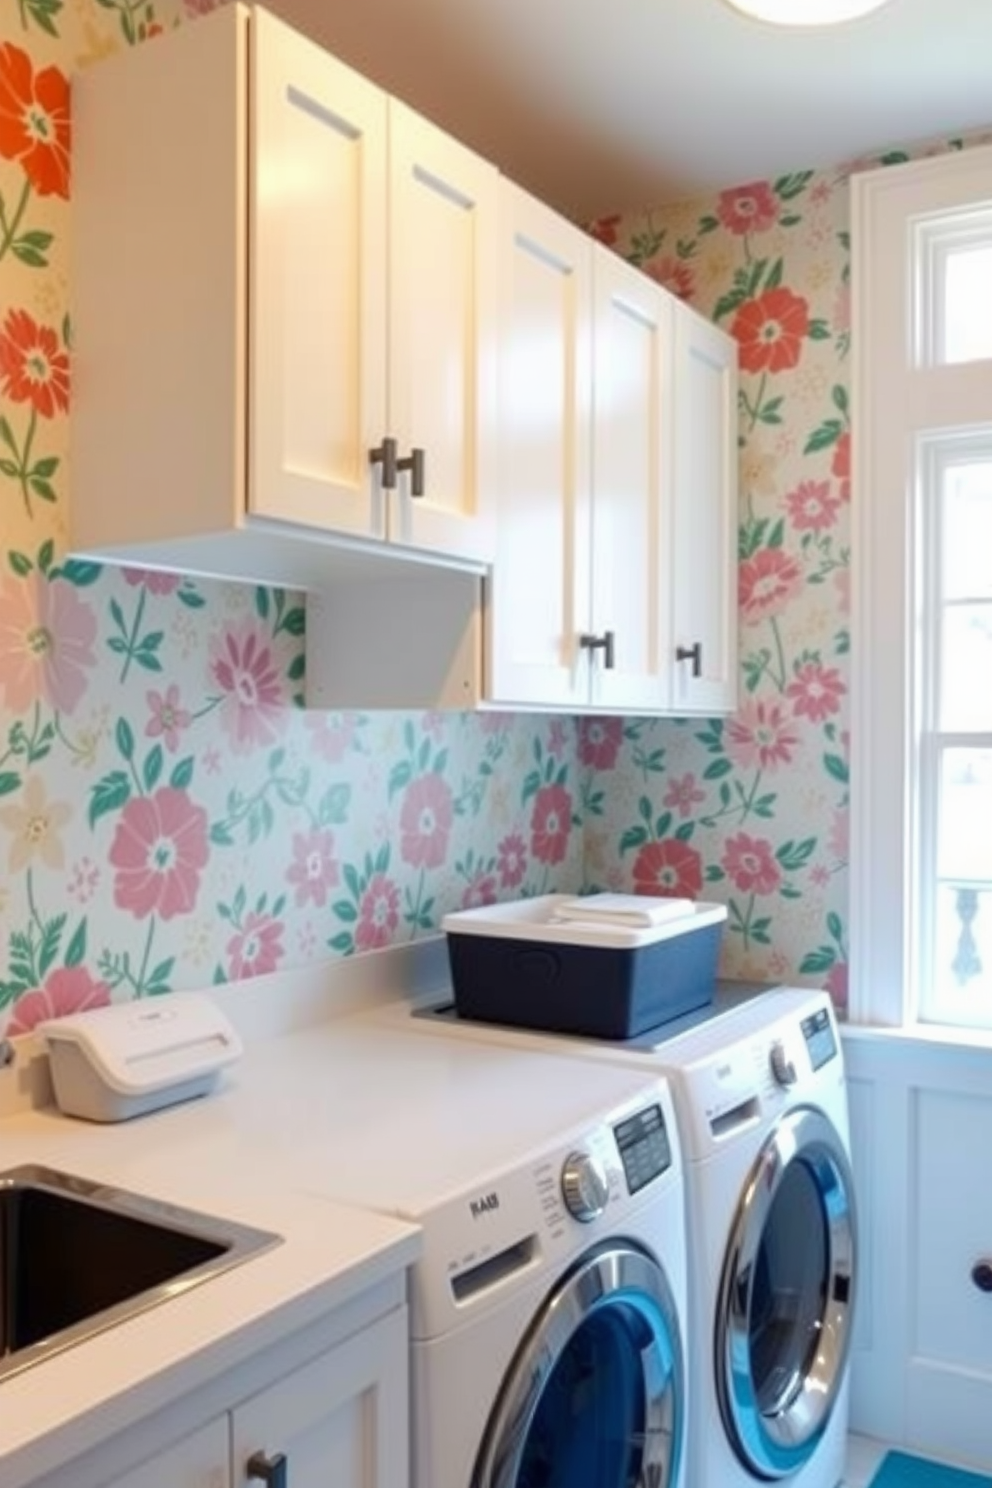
xmin=769 ymin=1039 xmax=798 ymax=1087
xmin=561 ymin=1151 xmax=609 ymax=1223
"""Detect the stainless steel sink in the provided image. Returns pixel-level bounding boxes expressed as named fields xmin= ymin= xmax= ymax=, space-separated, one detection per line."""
xmin=0 ymin=1164 xmax=281 ymax=1382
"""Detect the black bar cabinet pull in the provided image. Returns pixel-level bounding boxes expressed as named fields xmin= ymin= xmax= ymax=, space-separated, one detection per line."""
xmin=397 ymin=446 xmax=426 ymax=497
xmin=246 ymin=1450 xmax=288 ymax=1487
xmin=369 ymin=435 xmax=398 ymax=489
xmin=580 ymin=630 xmax=616 ymax=670
xmin=676 ymin=641 xmax=703 ymax=677
xmin=972 ymin=1259 xmax=992 ymax=1293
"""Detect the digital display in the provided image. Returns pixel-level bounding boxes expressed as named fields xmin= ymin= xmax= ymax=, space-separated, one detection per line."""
xmin=613 ymin=1103 xmax=671 ymax=1194
xmin=801 ymin=1008 xmax=837 ymax=1071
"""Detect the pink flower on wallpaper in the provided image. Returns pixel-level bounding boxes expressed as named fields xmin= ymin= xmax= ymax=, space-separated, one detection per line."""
xmin=355 ymin=873 xmax=400 ymax=951
xmin=831 ymin=430 xmax=851 ymax=501
xmin=547 ymin=719 xmax=570 ymax=758
xmin=828 ymin=807 xmax=849 ymax=862
xmin=479 ymin=711 xmax=512 ymax=735
xmin=834 ymin=565 xmax=851 ymax=617
xmin=123 ymin=568 xmax=181 ymax=595
xmin=825 ymin=960 xmax=848 ymax=1012
xmin=587 ymin=214 xmax=621 ymax=246
xmin=645 ymin=256 xmax=695 ymax=302
xmin=400 ymin=773 xmax=454 ymax=870
xmin=109 ymin=787 xmax=209 ymax=921
xmin=662 ymin=773 xmax=706 ymax=819
xmin=579 ymin=718 xmax=624 ymax=771
xmin=305 ymin=712 xmax=357 ymax=763
xmin=226 ymin=912 xmax=285 ymax=980
xmin=739 ymin=548 xmax=804 ymax=623
xmin=0 ymin=575 xmax=97 ymax=714
xmin=183 ymin=0 xmax=224 ymax=13
xmin=461 ymin=872 xmax=498 ymax=909
xmin=722 ymin=832 xmax=782 ymax=896
xmin=833 ymin=280 xmax=851 ymax=336
xmin=497 ymin=832 xmax=527 ymax=889
xmin=209 ymin=622 xmax=288 ymax=755
xmin=632 ymin=839 xmax=703 ymax=899
xmin=726 ymin=699 xmax=800 ymax=772
xmin=7 ymin=966 xmax=111 ymax=1037
xmin=530 ymin=784 xmax=573 ymax=865
xmin=786 ymin=661 xmax=846 ymax=723
xmin=717 ymin=182 xmax=779 ymax=236
xmin=286 ymin=828 xmax=340 ymax=909
xmin=732 ymin=286 xmax=810 ymax=375
xmin=146 ymin=683 xmax=191 ymax=753
xmin=785 ymin=479 xmax=842 ymax=533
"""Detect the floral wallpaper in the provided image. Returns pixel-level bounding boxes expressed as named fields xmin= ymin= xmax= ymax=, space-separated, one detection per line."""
xmin=583 ymin=130 xmax=992 ymax=1011
xmin=0 ymin=0 xmax=586 ymax=1038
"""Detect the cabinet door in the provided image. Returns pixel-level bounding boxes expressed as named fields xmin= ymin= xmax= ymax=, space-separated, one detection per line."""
xmin=388 ymin=102 xmax=498 ymax=564
xmin=590 ymin=249 xmax=674 ymax=712
xmin=232 ymin=1309 xmax=408 ymax=1488
xmin=95 ymin=1420 xmax=228 ymax=1488
xmin=487 ymin=182 xmax=592 ymax=707
xmin=251 ymin=8 xmax=389 ymax=539
xmin=670 ymin=302 xmax=739 ymax=715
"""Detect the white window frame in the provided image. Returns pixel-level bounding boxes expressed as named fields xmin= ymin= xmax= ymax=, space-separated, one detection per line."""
xmin=851 ymin=144 xmax=992 ymax=1029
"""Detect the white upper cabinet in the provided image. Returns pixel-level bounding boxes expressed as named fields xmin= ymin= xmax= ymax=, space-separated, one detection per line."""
xmin=72 ymin=3 xmax=497 ymax=585
xmin=488 ymin=180 xmax=737 ymax=715
xmin=670 ymin=299 xmax=739 ymax=715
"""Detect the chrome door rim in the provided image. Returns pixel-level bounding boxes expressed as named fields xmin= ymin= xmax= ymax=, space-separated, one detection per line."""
xmin=472 ymin=1240 xmax=684 ymax=1488
xmin=715 ymin=1104 xmax=857 ymax=1480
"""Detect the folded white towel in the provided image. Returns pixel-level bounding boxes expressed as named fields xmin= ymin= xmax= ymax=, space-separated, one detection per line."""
xmin=551 ymin=893 xmax=695 ymax=928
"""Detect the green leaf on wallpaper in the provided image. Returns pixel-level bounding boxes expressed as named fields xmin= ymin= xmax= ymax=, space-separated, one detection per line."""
xmin=765 ymin=258 xmax=784 ymax=292
xmin=0 ymin=420 xmax=15 ymax=458
xmin=776 ymin=837 xmax=816 ymax=872
xmin=143 ymin=746 xmax=163 ymax=793
xmin=758 ymin=397 xmax=783 ymax=426
xmin=64 ymin=921 xmax=87 ymax=969
xmin=375 ymin=841 xmax=389 ymax=875
xmin=404 ymin=719 xmax=417 ymax=755
xmin=742 ymin=657 xmax=765 ymax=694
xmin=18 ymin=0 xmax=63 ymax=39
xmin=522 ymin=768 xmax=542 ymax=802
xmin=824 ymin=753 xmax=849 ymax=785
xmin=744 ymin=258 xmax=768 ymax=300
xmin=654 ymin=811 xmax=673 ymax=839
xmin=774 ymin=171 xmax=813 ymax=201
xmin=754 ymin=794 xmax=776 ymax=819
xmin=89 ymin=770 xmax=131 ymax=827
xmin=619 ymin=826 xmax=648 ymax=855
xmin=676 ymin=237 xmax=698 ymax=261
xmin=29 ymin=476 xmax=55 ymax=504
xmin=698 ymin=215 xmax=719 ymax=235
xmin=800 ymin=946 xmax=836 ymax=975
xmin=268 ymin=747 xmax=286 ymax=772
xmin=768 ymin=518 xmax=786 ymax=549
xmin=389 ymin=759 xmax=413 ymax=798
xmin=0 ymin=772 xmax=20 ymax=797
xmin=434 ymin=748 xmax=450 ymax=777
xmin=779 ymin=214 xmax=801 ymax=228
xmin=638 ymin=795 xmax=653 ymax=824
xmin=675 ymin=822 xmax=695 ymax=843
xmin=280 ymin=606 xmax=305 ymax=637
xmin=210 ymin=822 xmax=234 ymax=847
xmin=287 ymin=654 xmax=305 ymax=683
xmin=145 ymin=960 xmax=175 ymax=994
xmin=333 ymin=899 xmax=358 ymax=924
xmin=0 ymin=459 xmax=18 ymax=478
xmin=169 ymin=756 xmax=194 ymax=789
xmin=832 ymin=385 xmax=849 ymax=415
xmin=749 ymin=917 xmax=772 ymax=945
xmin=37 ymin=539 xmax=54 ymax=573
xmin=780 ymin=885 xmax=802 ymax=900
xmin=329 ymin=931 xmax=354 ymax=953
xmin=713 ymin=287 xmax=745 ymax=322
xmin=703 ymin=757 xmax=732 ymax=781
xmin=835 ymin=629 xmax=850 ymax=655
xmin=116 ymin=718 xmax=135 ymax=761
xmin=804 ymin=418 xmax=843 ymax=455
xmin=8 ymin=551 xmax=31 ymax=577
xmin=879 ymin=151 xmax=910 ymax=167
xmin=808 ymin=320 xmax=830 ymax=341
xmin=695 ymin=721 xmax=723 ymax=752
xmin=826 ymin=911 xmax=844 ymax=944
xmin=13 ymin=231 xmax=53 ymax=268
xmin=343 ymin=862 xmax=362 ymax=900
xmin=38 ymin=915 xmax=66 ymax=981
xmin=255 ymin=588 xmax=270 ymax=620
xmin=177 ymin=586 xmax=206 ymax=609
xmin=318 ymin=783 xmax=350 ymax=825
xmin=58 ymin=559 xmax=102 ymax=586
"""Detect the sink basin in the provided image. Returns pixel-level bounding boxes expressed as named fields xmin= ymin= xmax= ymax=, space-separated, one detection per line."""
xmin=0 ymin=1164 xmax=281 ymax=1382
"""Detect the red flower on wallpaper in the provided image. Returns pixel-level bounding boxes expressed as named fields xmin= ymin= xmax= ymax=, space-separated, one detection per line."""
xmin=124 ymin=567 xmax=181 ymax=595
xmin=739 ymin=547 xmax=804 ymax=623
xmin=632 ymin=839 xmax=703 ymax=899
xmin=460 ymin=872 xmax=498 ymax=910
xmin=226 ymin=911 xmax=285 ymax=979
xmin=731 ymin=286 xmax=810 ymax=374
xmin=109 ymin=787 xmax=209 ymax=921
xmin=588 ymin=213 xmax=621 ymax=246
xmin=530 ymin=783 xmax=573 ymax=865
xmin=786 ymin=660 xmax=846 ymax=723
xmin=784 ymin=478 xmax=842 ymax=533
xmin=0 ymin=308 xmax=69 ymax=418
xmin=716 ymin=181 xmax=778 ymax=236
xmin=355 ymin=873 xmax=400 ymax=951
xmin=831 ymin=430 xmax=851 ymax=501
xmin=7 ymin=967 xmax=111 ymax=1037
xmin=722 ymin=832 xmax=782 ymax=896
xmin=645 ymin=255 xmax=695 ymax=302
xmin=578 ymin=717 xmax=624 ymax=771
xmin=0 ymin=43 xmax=70 ymax=198
xmin=400 ymin=772 xmax=454 ymax=870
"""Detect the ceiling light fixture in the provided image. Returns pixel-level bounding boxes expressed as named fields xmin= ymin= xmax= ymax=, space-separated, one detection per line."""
xmin=723 ymin=0 xmax=891 ymax=24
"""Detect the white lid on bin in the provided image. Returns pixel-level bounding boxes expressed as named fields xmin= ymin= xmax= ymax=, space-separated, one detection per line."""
xmin=442 ymin=893 xmax=727 ymax=951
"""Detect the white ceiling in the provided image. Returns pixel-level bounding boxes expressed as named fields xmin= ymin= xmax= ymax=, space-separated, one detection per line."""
xmin=266 ymin=0 xmax=992 ymax=223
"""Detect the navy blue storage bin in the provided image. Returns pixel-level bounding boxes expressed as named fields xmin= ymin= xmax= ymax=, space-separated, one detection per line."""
xmin=443 ymin=894 xmax=726 ymax=1040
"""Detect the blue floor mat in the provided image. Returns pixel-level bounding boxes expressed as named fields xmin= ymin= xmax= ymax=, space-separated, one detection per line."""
xmin=869 ymin=1451 xmax=992 ymax=1488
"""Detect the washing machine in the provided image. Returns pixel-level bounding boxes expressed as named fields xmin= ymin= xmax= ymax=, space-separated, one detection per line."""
xmin=274 ymin=1015 xmax=690 ymax=1488
xmin=371 ymin=983 xmax=857 ymax=1488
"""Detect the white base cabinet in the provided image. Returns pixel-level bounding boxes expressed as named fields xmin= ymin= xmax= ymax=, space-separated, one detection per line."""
xmin=29 ymin=1293 xmax=408 ymax=1488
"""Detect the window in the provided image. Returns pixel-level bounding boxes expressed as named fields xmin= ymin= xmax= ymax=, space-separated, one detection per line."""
xmin=852 ymin=146 xmax=992 ymax=1029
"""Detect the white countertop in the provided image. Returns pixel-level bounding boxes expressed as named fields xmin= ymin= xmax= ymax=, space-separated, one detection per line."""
xmin=0 ymin=1016 xmax=422 ymax=1488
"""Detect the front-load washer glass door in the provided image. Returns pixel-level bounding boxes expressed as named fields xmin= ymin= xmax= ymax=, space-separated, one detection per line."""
xmin=472 ymin=1239 xmax=683 ymax=1488
xmin=716 ymin=1104 xmax=857 ymax=1480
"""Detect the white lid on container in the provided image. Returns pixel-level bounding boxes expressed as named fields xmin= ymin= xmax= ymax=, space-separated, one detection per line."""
xmin=37 ymin=992 xmax=242 ymax=1097
xmin=443 ymin=893 xmax=727 ymax=950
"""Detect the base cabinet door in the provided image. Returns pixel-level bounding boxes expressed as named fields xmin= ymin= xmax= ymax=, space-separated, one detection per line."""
xmin=92 ymin=1422 xmax=228 ymax=1488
